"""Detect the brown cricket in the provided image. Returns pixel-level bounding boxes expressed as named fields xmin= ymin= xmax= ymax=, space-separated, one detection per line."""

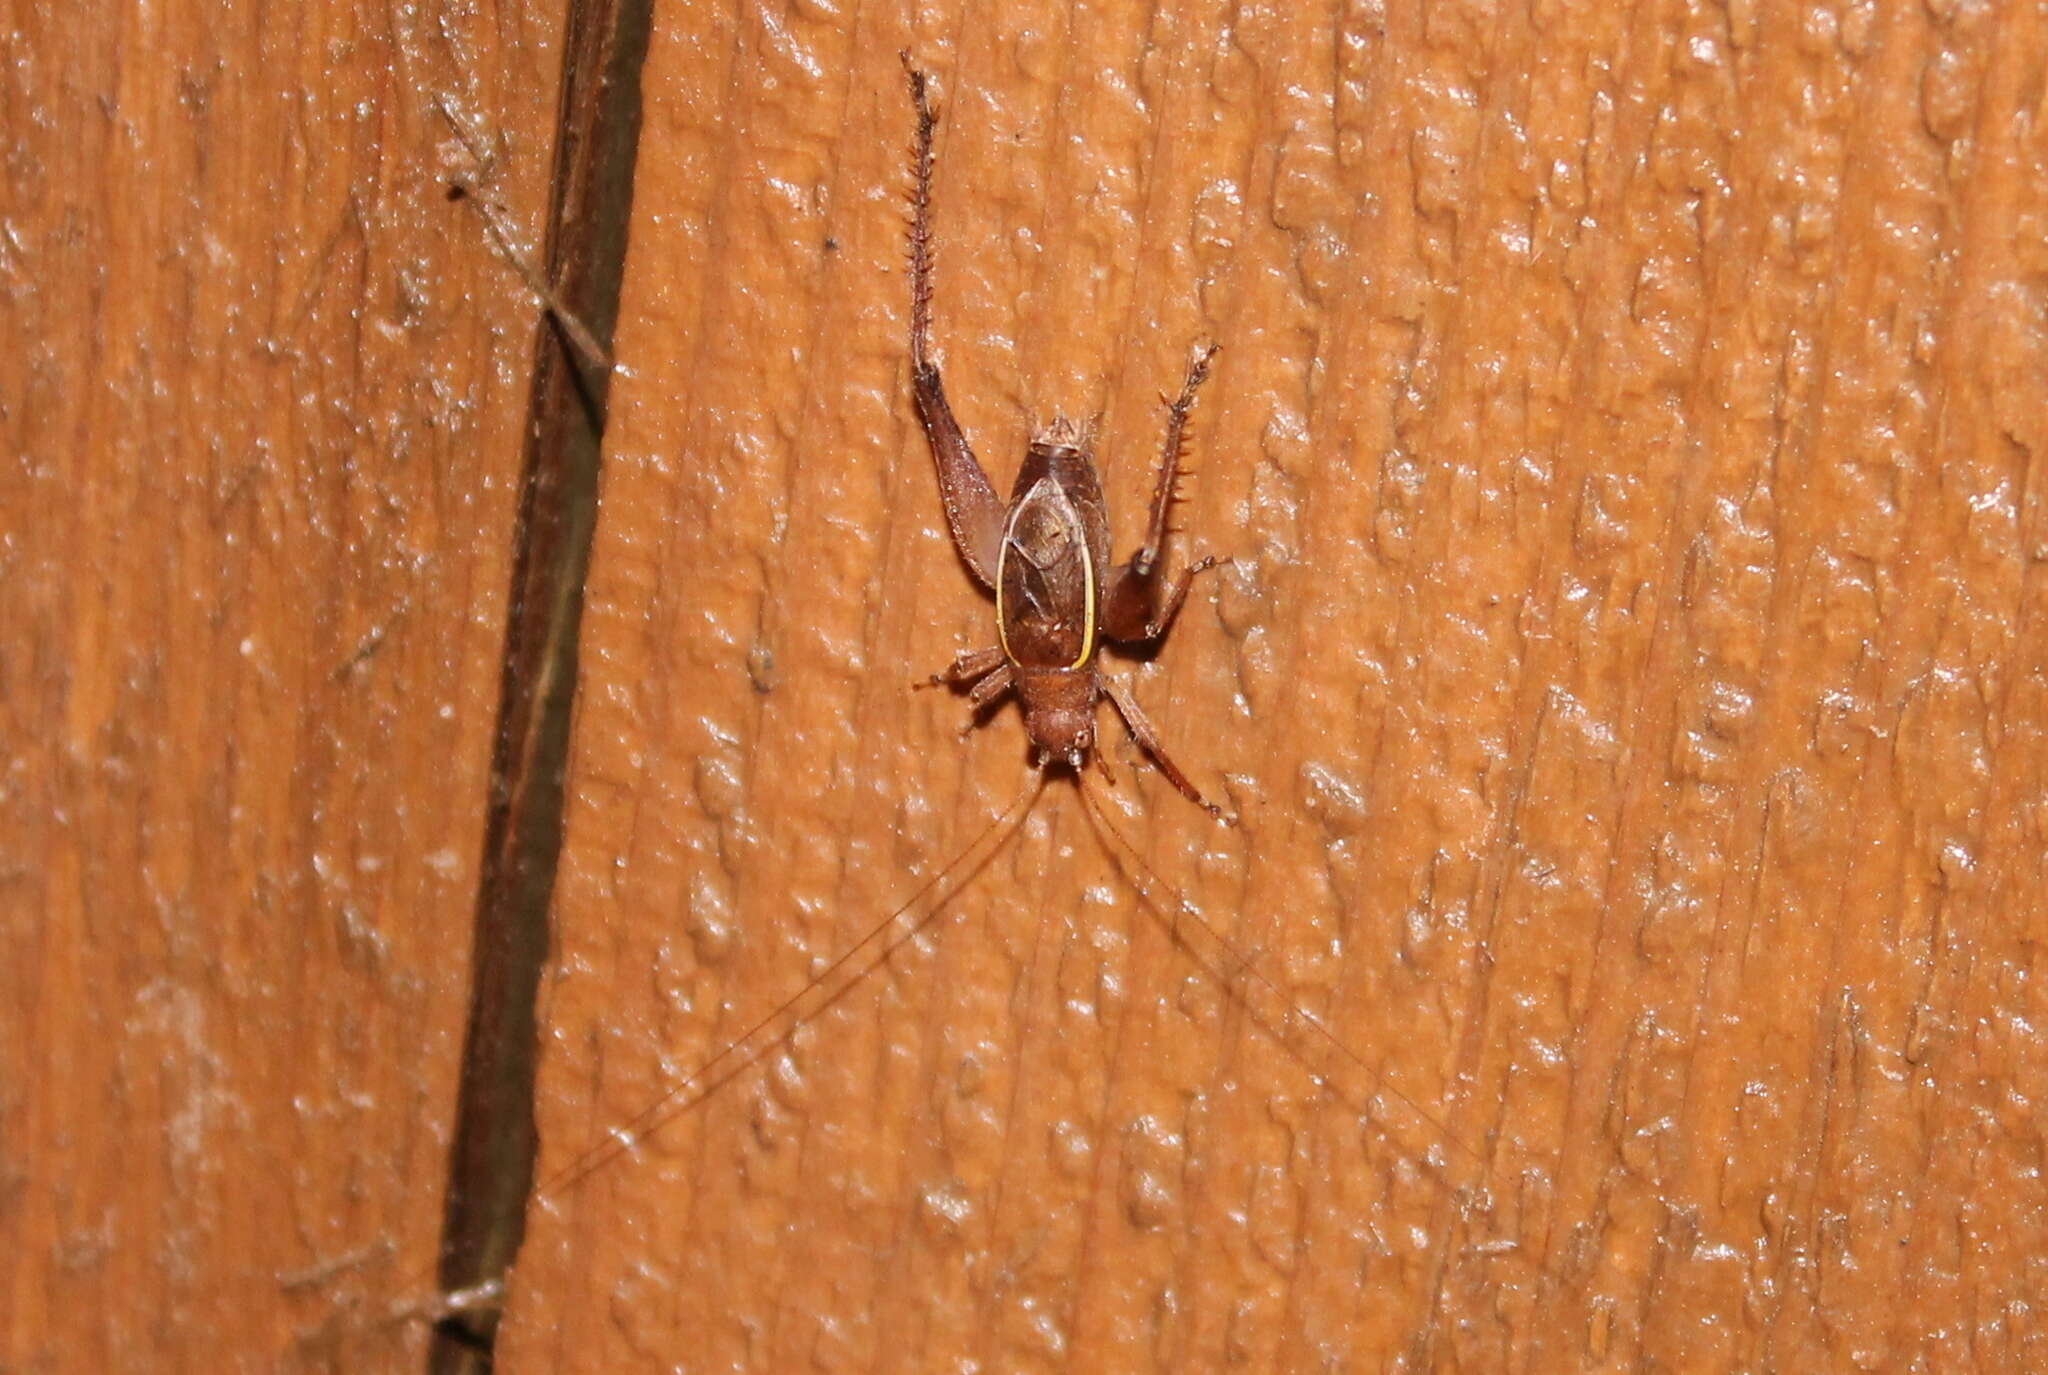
xmin=321 ymin=76 xmax=1528 ymax=1358
xmin=904 ymin=62 xmax=1231 ymax=820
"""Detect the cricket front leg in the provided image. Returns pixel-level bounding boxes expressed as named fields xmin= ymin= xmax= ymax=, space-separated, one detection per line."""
xmin=919 ymin=644 xmax=1006 ymax=691
xmin=917 ymin=645 xmax=1013 ymax=734
xmin=1101 ymin=675 xmax=1228 ymax=821
xmin=904 ymin=60 xmax=1003 ymax=585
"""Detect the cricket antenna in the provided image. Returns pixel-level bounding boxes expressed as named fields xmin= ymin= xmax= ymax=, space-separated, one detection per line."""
xmin=529 ymin=772 xmax=1045 ymax=1202
xmin=1073 ymin=776 xmax=1532 ymax=1259
xmin=306 ymin=774 xmax=1044 ymax=1356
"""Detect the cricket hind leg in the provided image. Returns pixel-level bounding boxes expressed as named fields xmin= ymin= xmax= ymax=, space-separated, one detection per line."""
xmin=902 ymin=58 xmax=1004 ymax=586
xmin=1102 ymin=344 xmax=1223 ymax=642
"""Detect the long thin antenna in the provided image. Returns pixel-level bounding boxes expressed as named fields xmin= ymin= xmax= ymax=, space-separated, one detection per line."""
xmin=1075 ymin=778 xmax=1497 ymax=1195
xmin=530 ymin=773 xmax=1043 ymax=1201
xmin=1072 ymin=780 xmax=1562 ymax=1303
xmin=294 ymin=778 xmax=1045 ymax=1362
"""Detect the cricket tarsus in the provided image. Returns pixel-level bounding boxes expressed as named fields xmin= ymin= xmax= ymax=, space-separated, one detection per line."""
xmin=902 ymin=60 xmax=1232 ymax=820
xmin=528 ymin=777 xmax=1041 ymax=1202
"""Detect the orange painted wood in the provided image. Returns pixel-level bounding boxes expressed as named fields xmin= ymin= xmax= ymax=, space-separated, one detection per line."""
xmin=504 ymin=1 xmax=2048 ymax=1370
xmin=2 ymin=1 xmax=568 ymax=1367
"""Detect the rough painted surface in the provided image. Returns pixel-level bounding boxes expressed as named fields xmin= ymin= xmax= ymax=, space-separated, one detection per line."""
xmin=1 ymin=2 xmax=565 ymax=1367
xmin=506 ymin=1 xmax=2047 ymax=1370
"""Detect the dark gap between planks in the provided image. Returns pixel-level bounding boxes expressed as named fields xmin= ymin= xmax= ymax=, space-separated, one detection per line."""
xmin=429 ymin=0 xmax=652 ymax=1370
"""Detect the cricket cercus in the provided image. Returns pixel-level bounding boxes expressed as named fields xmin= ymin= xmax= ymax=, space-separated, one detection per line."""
xmin=902 ymin=61 xmax=1233 ymax=821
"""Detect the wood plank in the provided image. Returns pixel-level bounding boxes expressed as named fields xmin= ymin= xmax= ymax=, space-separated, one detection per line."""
xmin=504 ymin=0 xmax=2048 ymax=1368
xmin=1 ymin=2 xmax=569 ymax=1367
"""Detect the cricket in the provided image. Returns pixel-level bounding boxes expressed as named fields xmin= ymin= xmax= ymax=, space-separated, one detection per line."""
xmin=902 ymin=60 xmax=1233 ymax=821
xmin=496 ymin=54 xmax=1256 ymax=1219
xmin=354 ymin=58 xmax=1527 ymax=1363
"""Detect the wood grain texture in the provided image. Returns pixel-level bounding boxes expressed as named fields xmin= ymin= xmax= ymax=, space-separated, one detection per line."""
xmin=503 ymin=0 xmax=2048 ymax=1369
xmin=1 ymin=1 xmax=567 ymax=1368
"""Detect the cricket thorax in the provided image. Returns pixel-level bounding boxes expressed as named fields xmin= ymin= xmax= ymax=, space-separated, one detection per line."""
xmin=996 ymin=474 xmax=1096 ymax=670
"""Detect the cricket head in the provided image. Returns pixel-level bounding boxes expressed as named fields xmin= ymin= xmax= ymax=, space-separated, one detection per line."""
xmin=1013 ymin=666 xmax=1097 ymax=771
